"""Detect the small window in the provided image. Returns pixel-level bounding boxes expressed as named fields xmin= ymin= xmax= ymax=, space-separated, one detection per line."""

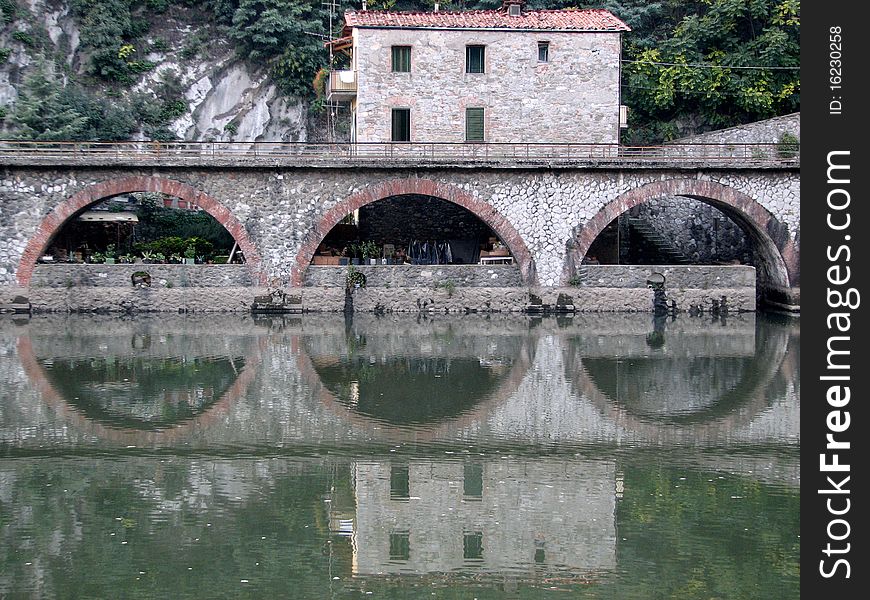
xmin=391 ymin=109 xmax=411 ymax=143
xmin=466 ymin=45 xmax=485 ymax=73
xmin=390 ymin=463 xmax=410 ymax=498
xmin=463 ymin=531 xmax=484 ymax=561
xmin=538 ymin=41 xmax=549 ymax=63
xmin=463 ymin=463 xmax=484 ymax=499
xmin=389 ymin=531 xmax=411 ymax=561
xmin=392 ymin=46 xmax=411 ymax=72
xmin=508 ymin=4 xmax=521 ymax=17
xmin=465 ymin=107 xmax=484 ymax=142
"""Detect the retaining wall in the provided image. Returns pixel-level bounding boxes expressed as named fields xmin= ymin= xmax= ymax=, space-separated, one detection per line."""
xmin=303 ymin=264 xmax=523 ymax=287
xmin=30 ymin=264 xmax=253 ymax=288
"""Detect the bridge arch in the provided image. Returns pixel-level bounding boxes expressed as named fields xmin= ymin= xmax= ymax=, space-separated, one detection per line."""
xmin=290 ymin=178 xmax=537 ymax=286
xmin=570 ymin=179 xmax=798 ymax=295
xmin=16 ymin=176 xmax=265 ymax=286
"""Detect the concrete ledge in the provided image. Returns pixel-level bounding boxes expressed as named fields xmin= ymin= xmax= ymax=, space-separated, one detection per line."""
xmin=13 ymin=285 xmax=757 ymax=313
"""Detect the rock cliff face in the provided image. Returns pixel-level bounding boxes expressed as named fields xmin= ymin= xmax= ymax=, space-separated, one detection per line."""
xmin=0 ymin=0 xmax=312 ymax=142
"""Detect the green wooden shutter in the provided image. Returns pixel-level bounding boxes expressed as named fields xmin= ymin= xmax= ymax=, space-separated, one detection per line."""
xmin=391 ymin=108 xmax=410 ymax=142
xmin=466 ymin=107 xmax=484 ymax=142
xmin=392 ymin=46 xmax=410 ymax=72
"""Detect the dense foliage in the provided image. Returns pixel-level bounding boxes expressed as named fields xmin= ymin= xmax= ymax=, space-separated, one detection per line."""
xmin=0 ymin=0 xmax=799 ymax=142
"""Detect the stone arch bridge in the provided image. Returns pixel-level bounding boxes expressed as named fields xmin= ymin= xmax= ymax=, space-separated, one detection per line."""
xmin=0 ymin=144 xmax=799 ymax=308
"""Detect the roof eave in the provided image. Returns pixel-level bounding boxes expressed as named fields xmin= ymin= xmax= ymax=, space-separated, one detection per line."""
xmin=348 ymin=25 xmax=629 ymax=33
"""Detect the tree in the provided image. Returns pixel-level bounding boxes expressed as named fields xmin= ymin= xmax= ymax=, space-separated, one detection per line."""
xmin=230 ymin=0 xmax=328 ymax=96
xmin=9 ymin=60 xmax=89 ymax=140
xmin=620 ymin=0 xmax=800 ymax=142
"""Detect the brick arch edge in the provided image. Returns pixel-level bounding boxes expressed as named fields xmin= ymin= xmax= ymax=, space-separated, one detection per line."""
xmin=17 ymin=176 xmax=265 ymax=287
xmin=290 ymin=178 xmax=537 ymax=286
xmin=569 ymin=179 xmax=798 ymax=290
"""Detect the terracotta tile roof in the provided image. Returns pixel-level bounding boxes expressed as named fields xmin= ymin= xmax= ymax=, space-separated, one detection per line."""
xmin=343 ymin=9 xmax=631 ymax=32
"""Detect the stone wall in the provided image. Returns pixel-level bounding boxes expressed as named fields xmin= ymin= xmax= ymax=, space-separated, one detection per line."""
xmin=30 ymin=264 xmax=253 ymax=288
xmin=630 ymin=197 xmax=752 ymax=264
xmin=303 ymin=264 xmax=523 ymax=288
xmin=572 ymin=265 xmax=756 ymax=289
xmin=675 ymin=113 xmax=800 ymax=146
xmin=353 ymin=28 xmax=622 ymax=144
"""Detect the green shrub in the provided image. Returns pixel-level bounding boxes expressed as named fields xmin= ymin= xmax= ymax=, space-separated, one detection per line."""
xmin=0 ymin=0 xmax=17 ymax=24
xmin=777 ymin=132 xmax=799 ymax=159
xmin=11 ymin=30 xmax=33 ymax=46
xmin=0 ymin=48 xmax=11 ymax=63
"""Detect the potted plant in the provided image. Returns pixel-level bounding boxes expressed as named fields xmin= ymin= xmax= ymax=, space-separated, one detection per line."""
xmin=349 ymin=243 xmax=361 ymax=265
xmin=183 ymin=244 xmax=196 ymax=265
xmin=119 ymin=253 xmax=136 ymax=264
xmin=142 ymin=250 xmax=156 ymax=264
xmin=345 ymin=265 xmax=367 ymax=290
xmin=89 ymin=252 xmax=105 ymax=264
xmin=103 ymin=244 xmax=117 ymax=264
xmin=170 ymin=253 xmax=183 ymax=264
xmin=361 ymin=240 xmax=379 ymax=265
xmin=154 ymin=252 xmax=166 ymax=263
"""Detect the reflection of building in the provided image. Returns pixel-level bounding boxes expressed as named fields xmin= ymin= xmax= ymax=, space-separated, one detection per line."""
xmin=350 ymin=459 xmax=616 ymax=576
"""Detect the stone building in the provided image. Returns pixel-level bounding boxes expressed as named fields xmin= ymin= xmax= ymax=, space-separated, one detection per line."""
xmin=328 ymin=1 xmax=630 ymax=143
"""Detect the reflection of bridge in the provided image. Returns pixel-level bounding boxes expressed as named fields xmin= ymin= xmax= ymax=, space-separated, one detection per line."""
xmin=1 ymin=148 xmax=798 ymax=304
xmin=1 ymin=313 xmax=799 ymax=450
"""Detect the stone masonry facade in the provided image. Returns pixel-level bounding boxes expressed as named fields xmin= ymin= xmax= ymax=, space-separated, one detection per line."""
xmin=0 ymin=164 xmax=799 ymax=301
xmin=352 ymin=28 xmax=623 ymax=144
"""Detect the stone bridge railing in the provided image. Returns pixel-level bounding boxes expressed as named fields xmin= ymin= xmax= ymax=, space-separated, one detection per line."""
xmin=0 ymin=140 xmax=800 ymax=168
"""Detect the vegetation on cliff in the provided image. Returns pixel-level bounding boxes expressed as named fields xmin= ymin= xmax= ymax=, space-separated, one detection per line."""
xmin=0 ymin=0 xmax=799 ymax=142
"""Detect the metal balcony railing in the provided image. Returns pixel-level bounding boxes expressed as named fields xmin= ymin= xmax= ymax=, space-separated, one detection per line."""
xmin=0 ymin=140 xmax=800 ymax=166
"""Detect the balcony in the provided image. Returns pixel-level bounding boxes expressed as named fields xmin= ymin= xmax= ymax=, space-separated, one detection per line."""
xmin=327 ymin=70 xmax=357 ymax=101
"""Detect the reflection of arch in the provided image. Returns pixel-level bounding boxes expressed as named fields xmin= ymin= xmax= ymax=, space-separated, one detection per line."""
xmin=563 ymin=320 xmax=792 ymax=443
xmin=294 ymin=334 xmax=535 ymax=442
xmin=290 ymin=179 xmax=537 ymax=286
xmin=570 ymin=179 xmax=798 ymax=290
xmin=17 ymin=176 xmax=265 ymax=286
xmin=17 ymin=334 xmax=265 ymax=446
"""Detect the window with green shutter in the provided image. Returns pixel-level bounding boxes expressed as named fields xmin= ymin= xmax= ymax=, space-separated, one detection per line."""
xmin=391 ymin=108 xmax=411 ymax=142
xmin=466 ymin=45 xmax=485 ymax=73
xmin=466 ymin=107 xmax=484 ymax=142
xmin=392 ymin=46 xmax=411 ymax=72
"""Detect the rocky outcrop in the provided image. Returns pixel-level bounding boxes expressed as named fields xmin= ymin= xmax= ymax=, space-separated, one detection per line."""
xmin=1 ymin=0 xmax=312 ymax=142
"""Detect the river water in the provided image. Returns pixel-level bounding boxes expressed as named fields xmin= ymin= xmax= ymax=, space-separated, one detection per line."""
xmin=1 ymin=312 xmax=799 ymax=598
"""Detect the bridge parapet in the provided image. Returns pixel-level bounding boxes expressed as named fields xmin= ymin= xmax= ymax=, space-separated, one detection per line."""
xmin=0 ymin=141 xmax=800 ymax=169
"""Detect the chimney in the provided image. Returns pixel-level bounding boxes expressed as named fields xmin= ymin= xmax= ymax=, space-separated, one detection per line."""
xmin=362 ymin=0 xmax=367 ymax=10
xmin=502 ymin=0 xmax=525 ymax=17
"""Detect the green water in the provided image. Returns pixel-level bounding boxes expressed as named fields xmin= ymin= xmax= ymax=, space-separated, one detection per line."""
xmin=0 ymin=313 xmax=799 ymax=599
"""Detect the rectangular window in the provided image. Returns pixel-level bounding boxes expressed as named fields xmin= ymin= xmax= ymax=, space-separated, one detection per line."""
xmin=465 ymin=107 xmax=484 ymax=142
xmin=538 ymin=41 xmax=549 ymax=63
xmin=392 ymin=46 xmax=411 ymax=72
xmin=463 ymin=462 xmax=484 ymax=499
xmin=466 ymin=45 xmax=485 ymax=73
xmin=463 ymin=531 xmax=484 ymax=561
xmin=390 ymin=463 xmax=410 ymax=499
xmin=391 ymin=108 xmax=411 ymax=143
xmin=389 ymin=531 xmax=411 ymax=561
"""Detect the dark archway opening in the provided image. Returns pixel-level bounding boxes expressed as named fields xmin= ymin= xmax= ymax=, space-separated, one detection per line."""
xmin=312 ymin=194 xmax=513 ymax=266
xmin=584 ymin=196 xmax=753 ymax=268
xmin=40 ymin=192 xmax=242 ymax=265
